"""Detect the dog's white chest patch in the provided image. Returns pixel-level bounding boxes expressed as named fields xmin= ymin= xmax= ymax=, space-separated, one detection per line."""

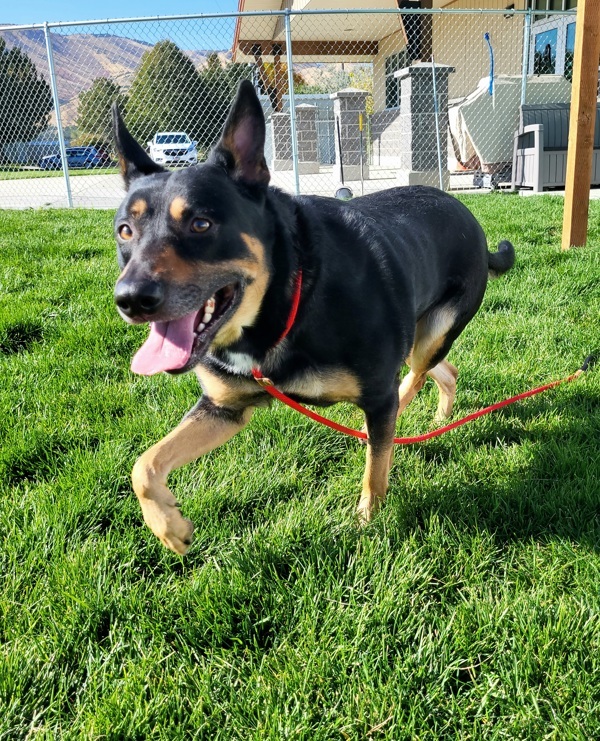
xmin=218 ymin=350 xmax=257 ymax=375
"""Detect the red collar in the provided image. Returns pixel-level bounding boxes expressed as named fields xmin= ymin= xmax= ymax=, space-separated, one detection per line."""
xmin=275 ymin=269 xmax=303 ymax=346
xmin=252 ymin=269 xmax=302 ymax=383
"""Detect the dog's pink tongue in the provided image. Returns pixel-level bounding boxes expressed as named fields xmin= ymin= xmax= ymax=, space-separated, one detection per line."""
xmin=131 ymin=313 xmax=197 ymax=375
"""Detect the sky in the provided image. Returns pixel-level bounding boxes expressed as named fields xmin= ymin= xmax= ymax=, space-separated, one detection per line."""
xmin=0 ymin=0 xmax=240 ymax=27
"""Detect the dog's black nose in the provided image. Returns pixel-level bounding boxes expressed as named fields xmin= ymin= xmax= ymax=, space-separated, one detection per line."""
xmin=114 ymin=279 xmax=164 ymax=317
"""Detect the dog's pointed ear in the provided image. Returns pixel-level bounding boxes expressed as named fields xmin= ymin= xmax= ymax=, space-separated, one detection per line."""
xmin=112 ymin=103 xmax=165 ymax=189
xmin=211 ymin=80 xmax=270 ymax=186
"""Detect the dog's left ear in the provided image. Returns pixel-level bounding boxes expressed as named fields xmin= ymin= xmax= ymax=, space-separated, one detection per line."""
xmin=112 ymin=104 xmax=165 ymax=189
xmin=210 ymin=80 xmax=270 ymax=186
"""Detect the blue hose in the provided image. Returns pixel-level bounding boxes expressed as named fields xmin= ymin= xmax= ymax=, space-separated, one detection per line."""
xmin=484 ymin=32 xmax=494 ymax=97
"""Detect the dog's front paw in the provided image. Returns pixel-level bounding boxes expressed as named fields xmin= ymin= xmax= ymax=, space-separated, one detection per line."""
xmin=356 ymin=492 xmax=380 ymax=526
xmin=356 ymin=484 xmax=389 ymax=526
xmin=356 ymin=497 xmax=371 ymax=526
xmin=139 ymin=496 xmax=194 ymax=555
xmin=132 ymin=458 xmax=194 ymax=554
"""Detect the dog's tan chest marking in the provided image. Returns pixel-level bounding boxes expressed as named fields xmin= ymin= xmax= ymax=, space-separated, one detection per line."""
xmin=281 ymin=369 xmax=361 ymax=405
xmin=195 ymin=365 xmax=259 ymax=408
xmin=198 ymin=363 xmax=360 ymax=407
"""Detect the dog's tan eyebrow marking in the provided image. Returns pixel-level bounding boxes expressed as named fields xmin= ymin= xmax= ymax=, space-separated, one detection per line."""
xmin=129 ymin=198 xmax=148 ymax=218
xmin=169 ymin=196 xmax=188 ymax=221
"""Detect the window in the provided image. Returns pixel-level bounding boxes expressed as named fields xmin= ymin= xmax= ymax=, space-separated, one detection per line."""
xmin=534 ymin=28 xmax=558 ymax=74
xmin=564 ymin=22 xmax=575 ymax=81
xmin=529 ymin=13 xmax=578 ymax=78
xmin=528 ymin=0 xmax=577 ymax=20
xmin=385 ymin=51 xmax=408 ymax=109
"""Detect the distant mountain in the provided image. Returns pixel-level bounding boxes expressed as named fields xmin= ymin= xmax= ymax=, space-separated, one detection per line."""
xmin=1 ymin=27 xmax=230 ymax=125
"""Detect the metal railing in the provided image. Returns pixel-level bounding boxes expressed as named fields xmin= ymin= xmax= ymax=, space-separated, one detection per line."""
xmin=0 ymin=7 xmax=579 ymax=208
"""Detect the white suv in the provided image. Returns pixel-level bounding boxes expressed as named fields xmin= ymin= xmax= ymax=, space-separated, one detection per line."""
xmin=148 ymin=132 xmax=198 ymax=166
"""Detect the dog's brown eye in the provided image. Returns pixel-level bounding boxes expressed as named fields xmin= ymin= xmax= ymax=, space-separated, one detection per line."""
xmin=118 ymin=224 xmax=133 ymax=241
xmin=190 ymin=218 xmax=211 ymax=234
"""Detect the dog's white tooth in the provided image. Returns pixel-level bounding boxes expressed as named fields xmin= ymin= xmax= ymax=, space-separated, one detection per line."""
xmin=206 ymin=297 xmax=216 ymax=310
xmin=198 ymin=322 xmax=206 ymax=331
xmin=202 ymin=312 xmax=212 ymax=324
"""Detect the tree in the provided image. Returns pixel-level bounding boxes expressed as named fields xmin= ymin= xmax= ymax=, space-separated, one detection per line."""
xmin=0 ymin=37 xmax=53 ymax=147
xmin=126 ymin=40 xmax=206 ymax=147
xmin=294 ymin=64 xmax=374 ymax=114
xmin=254 ymin=59 xmax=306 ymax=111
xmin=197 ymin=53 xmax=252 ymax=150
xmin=75 ymin=77 xmax=127 ymax=150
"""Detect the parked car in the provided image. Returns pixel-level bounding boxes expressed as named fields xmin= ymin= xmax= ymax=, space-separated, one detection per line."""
xmin=148 ymin=132 xmax=198 ymax=166
xmin=38 ymin=146 xmax=106 ymax=170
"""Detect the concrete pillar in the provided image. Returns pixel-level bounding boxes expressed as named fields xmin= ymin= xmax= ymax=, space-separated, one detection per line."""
xmin=330 ymin=88 xmax=370 ymax=183
xmin=295 ymin=104 xmax=320 ymax=174
xmin=270 ymin=106 xmax=320 ymax=174
xmin=270 ymin=112 xmax=293 ymax=171
xmin=393 ymin=63 xmax=455 ymax=188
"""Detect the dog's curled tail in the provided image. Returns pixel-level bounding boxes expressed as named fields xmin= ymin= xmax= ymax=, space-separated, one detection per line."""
xmin=488 ymin=240 xmax=515 ymax=278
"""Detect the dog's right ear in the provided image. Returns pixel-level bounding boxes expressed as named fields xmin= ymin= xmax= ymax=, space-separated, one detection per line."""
xmin=112 ymin=104 xmax=165 ymax=189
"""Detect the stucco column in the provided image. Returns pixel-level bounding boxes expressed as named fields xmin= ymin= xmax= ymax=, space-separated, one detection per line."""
xmin=393 ymin=63 xmax=455 ymax=188
xmin=330 ymin=87 xmax=370 ymax=183
xmin=295 ymin=103 xmax=320 ymax=174
xmin=270 ymin=111 xmax=293 ymax=171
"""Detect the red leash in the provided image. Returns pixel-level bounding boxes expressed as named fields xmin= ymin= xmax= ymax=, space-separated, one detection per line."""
xmin=251 ymin=271 xmax=594 ymax=444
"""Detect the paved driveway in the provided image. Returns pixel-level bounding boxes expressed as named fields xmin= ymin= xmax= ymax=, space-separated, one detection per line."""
xmin=0 ymin=173 xmax=126 ymax=210
xmin=3 ymin=170 xmax=598 ymax=210
xmin=0 ymin=168 xmax=400 ymax=209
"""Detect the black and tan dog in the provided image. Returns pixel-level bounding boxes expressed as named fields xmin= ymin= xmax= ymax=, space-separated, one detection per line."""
xmin=112 ymin=80 xmax=515 ymax=555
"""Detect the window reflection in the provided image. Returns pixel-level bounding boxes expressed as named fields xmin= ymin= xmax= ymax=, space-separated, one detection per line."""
xmin=564 ymin=22 xmax=575 ymax=81
xmin=534 ymin=28 xmax=558 ymax=75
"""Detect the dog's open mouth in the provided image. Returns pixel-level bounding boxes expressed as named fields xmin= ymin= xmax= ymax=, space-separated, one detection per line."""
xmin=131 ymin=284 xmax=239 ymax=375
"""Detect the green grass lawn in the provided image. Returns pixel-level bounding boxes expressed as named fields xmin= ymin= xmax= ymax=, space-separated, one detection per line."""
xmin=1 ymin=195 xmax=599 ymax=739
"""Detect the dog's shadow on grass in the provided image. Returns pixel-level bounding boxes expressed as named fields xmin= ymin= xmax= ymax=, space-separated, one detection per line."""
xmin=179 ymin=383 xmax=600 ymax=567
xmin=385 ymin=385 xmax=600 ymax=551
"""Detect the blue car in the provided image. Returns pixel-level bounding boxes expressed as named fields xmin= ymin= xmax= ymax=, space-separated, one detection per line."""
xmin=39 ymin=146 xmax=106 ymax=170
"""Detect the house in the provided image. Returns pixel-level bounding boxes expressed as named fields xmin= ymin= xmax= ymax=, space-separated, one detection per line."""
xmin=233 ymin=1 xmax=581 ymax=186
xmin=234 ymin=1 xmax=579 ymax=107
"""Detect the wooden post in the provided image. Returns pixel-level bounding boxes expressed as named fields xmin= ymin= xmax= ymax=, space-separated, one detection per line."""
xmin=561 ymin=0 xmax=600 ymax=250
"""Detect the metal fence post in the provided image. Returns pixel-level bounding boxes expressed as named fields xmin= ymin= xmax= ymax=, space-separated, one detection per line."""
xmin=284 ymin=9 xmax=300 ymax=195
xmin=431 ymin=57 xmax=444 ymax=191
xmin=43 ymin=22 xmax=73 ymax=207
xmin=520 ymin=9 xmax=532 ymax=105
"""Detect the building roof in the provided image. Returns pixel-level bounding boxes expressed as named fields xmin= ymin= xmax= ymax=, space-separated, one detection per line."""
xmin=233 ymin=0 xmax=404 ymax=63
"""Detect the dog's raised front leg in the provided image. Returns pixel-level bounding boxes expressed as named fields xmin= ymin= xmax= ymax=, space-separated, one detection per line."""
xmin=132 ymin=398 xmax=253 ymax=555
xmin=356 ymin=394 xmax=398 ymax=524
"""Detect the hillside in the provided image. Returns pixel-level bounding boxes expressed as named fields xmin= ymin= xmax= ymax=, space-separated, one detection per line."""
xmin=1 ymin=27 xmax=229 ymax=125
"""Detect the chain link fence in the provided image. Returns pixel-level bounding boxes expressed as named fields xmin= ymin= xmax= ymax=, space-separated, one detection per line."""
xmin=0 ymin=7 xmax=586 ymax=209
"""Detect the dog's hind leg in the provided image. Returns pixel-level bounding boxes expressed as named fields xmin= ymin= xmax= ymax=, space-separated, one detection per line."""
xmin=397 ymin=358 xmax=457 ymax=421
xmin=131 ymin=398 xmax=253 ymax=555
xmin=427 ymin=359 xmax=458 ymax=421
xmin=397 ymin=365 xmax=428 ymax=416
xmin=357 ymin=393 xmax=398 ymax=524
xmin=397 ymin=308 xmax=461 ymax=420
